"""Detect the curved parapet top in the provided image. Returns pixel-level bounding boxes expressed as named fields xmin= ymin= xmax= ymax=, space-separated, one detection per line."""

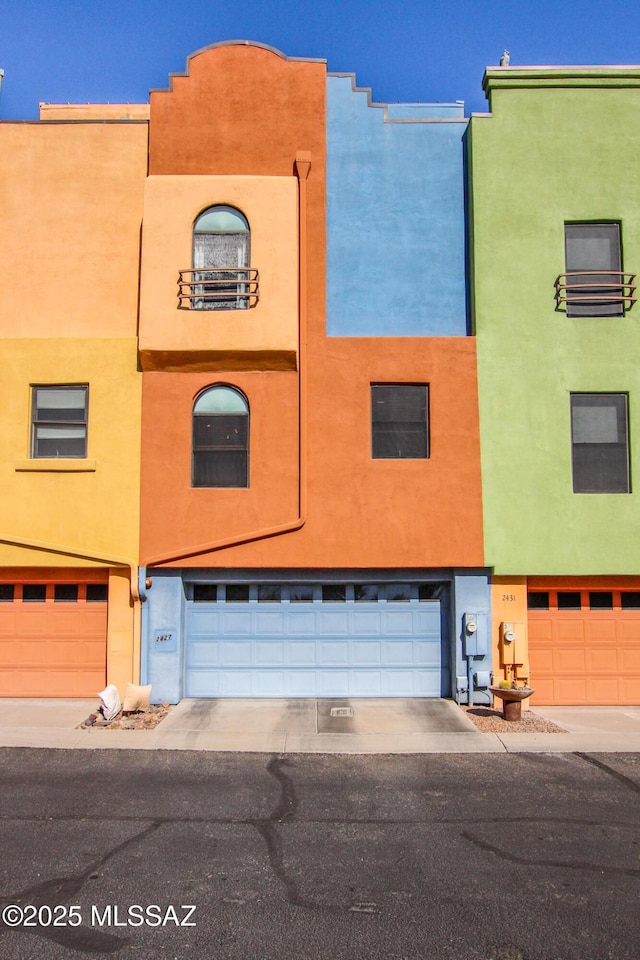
xmin=151 ymin=39 xmax=326 ymax=95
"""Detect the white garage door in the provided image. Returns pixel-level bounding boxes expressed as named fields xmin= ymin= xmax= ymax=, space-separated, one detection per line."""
xmin=185 ymin=581 xmax=448 ymax=698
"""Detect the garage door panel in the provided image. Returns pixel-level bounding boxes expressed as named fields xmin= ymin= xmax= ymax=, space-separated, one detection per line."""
xmin=554 ymin=620 xmax=586 ymax=642
xmin=319 ymin=641 xmax=350 ymax=665
xmin=554 ymin=647 xmax=587 ymax=673
xmin=255 ymin=612 xmax=286 ymax=634
xmin=186 ymin=583 xmax=446 ymax=698
xmin=586 ymin=648 xmax=618 ymax=673
xmin=620 ymin=648 xmax=640 ymax=672
xmin=585 ymin=620 xmax=617 ymax=642
xmin=286 ymin=642 xmax=316 ymax=665
xmin=255 ymin=641 xmax=285 ymax=665
xmin=620 ymin=677 xmax=640 ymax=701
xmin=529 ymin=596 xmax=640 ymax=705
xmin=0 ymin=585 xmax=107 ymax=698
xmin=220 ymin=642 xmax=252 ymax=666
xmin=351 ymin=612 xmax=383 ymax=635
xmin=619 ymin=621 xmax=640 ymax=641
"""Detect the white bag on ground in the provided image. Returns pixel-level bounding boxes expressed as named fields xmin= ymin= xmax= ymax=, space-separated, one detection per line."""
xmin=98 ymin=684 xmax=121 ymax=721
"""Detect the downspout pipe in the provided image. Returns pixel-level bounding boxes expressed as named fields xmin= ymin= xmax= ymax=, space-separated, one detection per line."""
xmin=144 ymin=151 xmax=311 ymax=568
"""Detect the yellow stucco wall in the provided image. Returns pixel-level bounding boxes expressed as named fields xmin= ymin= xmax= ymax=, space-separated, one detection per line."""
xmin=491 ymin=577 xmax=531 ymax=698
xmin=0 ymin=122 xmax=147 ymax=339
xmin=138 ymin=175 xmax=299 ymax=367
xmin=0 ymin=339 xmax=141 ymax=567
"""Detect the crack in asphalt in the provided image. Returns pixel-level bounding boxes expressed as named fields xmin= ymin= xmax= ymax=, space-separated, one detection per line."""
xmin=576 ymin=752 xmax=640 ymax=796
xmin=461 ymin=831 xmax=640 ymax=877
xmin=0 ymin=820 xmax=162 ymax=953
xmin=251 ymin=755 xmax=317 ymax=909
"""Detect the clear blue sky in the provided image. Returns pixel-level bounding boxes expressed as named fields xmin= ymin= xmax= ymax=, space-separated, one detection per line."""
xmin=1 ymin=0 xmax=639 ymax=120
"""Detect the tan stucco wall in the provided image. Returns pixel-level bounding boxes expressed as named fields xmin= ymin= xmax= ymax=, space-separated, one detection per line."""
xmin=0 ymin=122 xmax=147 ymax=339
xmin=138 ymin=175 xmax=299 ymax=366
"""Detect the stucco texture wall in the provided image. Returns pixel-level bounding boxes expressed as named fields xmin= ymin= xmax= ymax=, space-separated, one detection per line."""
xmin=0 ymin=340 xmax=141 ymax=566
xmin=326 ymin=76 xmax=468 ymax=337
xmin=470 ymin=77 xmax=640 ymax=575
xmin=0 ymin=122 xmax=147 ymax=339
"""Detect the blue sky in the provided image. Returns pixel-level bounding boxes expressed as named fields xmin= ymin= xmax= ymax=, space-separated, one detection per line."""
xmin=1 ymin=0 xmax=639 ymax=120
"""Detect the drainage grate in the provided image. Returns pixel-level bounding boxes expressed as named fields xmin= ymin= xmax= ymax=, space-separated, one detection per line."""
xmin=329 ymin=706 xmax=353 ymax=718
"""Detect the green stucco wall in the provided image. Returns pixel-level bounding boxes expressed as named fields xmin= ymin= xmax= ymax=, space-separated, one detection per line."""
xmin=469 ymin=70 xmax=640 ymax=575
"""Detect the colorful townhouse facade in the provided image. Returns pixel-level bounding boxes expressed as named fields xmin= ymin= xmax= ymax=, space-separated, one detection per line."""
xmin=1 ymin=42 xmax=638 ymax=707
xmin=468 ymin=66 xmax=640 ymax=704
xmin=138 ymin=42 xmax=491 ymax=703
xmin=0 ymin=105 xmax=147 ymax=697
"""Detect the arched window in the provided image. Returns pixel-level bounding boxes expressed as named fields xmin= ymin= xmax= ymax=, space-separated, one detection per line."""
xmin=192 ymin=386 xmax=249 ymax=488
xmin=192 ymin=205 xmax=250 ymax=311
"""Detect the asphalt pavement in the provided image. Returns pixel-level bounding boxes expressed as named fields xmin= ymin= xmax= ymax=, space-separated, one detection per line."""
xmin=1 ymin=697 xmax=640 ymax=752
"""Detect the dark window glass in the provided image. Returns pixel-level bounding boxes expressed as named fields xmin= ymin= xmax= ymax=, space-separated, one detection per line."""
xmin=54 ymin=584 xmax=78 ymax=603
xmin=31 ymin=385 xmax=88 ymax=459
xmin=192 ymin=387 xmax=249 ymax=488
xmin=289 ymin=585 xmax=314 ymax=603
xmin=564 ymin=223 xmax=623 ymax=317
xmin=193 ymin=584 xmax=217 ymax=602
xmin=557 ymin=591 xmax=582 ymax=610
xmin=0 ymin=585 xmax=14 ymax=602
xmin=225 ymin=584 xmax=249 ymax=603
xmin=355 ymin=584 xmax=378 ymax=602
xmin=589 ymin=592 xmax=613 ymax=610
xmin=371 ymin=384 xmax=428 ymax=459
xmin=387 ymin=584 xmax=412 ymax=602
xmin=86 ymin=584 xmax=108 ymax=603
xmin=418 ymin=583 xmax=444 ymax=602
xmin=621 ymin=592 xmax=640 ymax=609
xmin=22 ymin=584 xmax=46 ymax=602
xmin=571 ymin=394 xmax=629 ymax=494
xmin=258 ymin=585 xmax=281 ymax=603
xmin=527 ymin=592 xmax=550 ymax=610
xmin=322 ymin=585 xmax=346 ymax=602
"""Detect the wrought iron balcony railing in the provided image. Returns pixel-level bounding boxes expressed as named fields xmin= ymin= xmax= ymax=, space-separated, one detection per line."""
xmin=178 ymin=268 xmax=259 ymax=310
xmin=555 ymin=271 xmax=636 ymax=314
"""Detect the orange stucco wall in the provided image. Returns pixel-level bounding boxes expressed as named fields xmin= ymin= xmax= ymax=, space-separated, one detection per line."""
xmin=0 ymin=122 xmax=148 ymax=339
xmin=140 ymin=337 xmax=484 ymax=568
xmin=140 ymin=43 xmax=485 ymax=571
xmin=149 ymin=43 xmax=326 ymax=178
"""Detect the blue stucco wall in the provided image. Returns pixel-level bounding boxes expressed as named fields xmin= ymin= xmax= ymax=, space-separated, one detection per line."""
xmin=326 ymin=75 xmax=468 ymax=337
xmin=452 ymin=571 xmax=493 ymax=705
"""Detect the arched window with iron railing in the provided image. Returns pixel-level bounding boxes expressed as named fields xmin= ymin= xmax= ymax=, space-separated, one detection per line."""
xmin=179 ymin=205 xmax=259 ymax=310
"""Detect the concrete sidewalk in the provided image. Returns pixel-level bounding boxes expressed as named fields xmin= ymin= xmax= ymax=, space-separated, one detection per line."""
xmin=2 ymin=697 xmax=640 ymax=753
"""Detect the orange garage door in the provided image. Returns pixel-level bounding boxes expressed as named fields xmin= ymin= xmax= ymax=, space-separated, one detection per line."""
xmin=528 ymin=585 xmax=640 ymax=705
xmin=0 ymin=579 xmax=108 ymax=697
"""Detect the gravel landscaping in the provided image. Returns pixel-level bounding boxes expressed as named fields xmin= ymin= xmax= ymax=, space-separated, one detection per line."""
xmin=462 ymin=704 xmax=567 ymax=734
xmin=79 ymin=704 xmax=173 ymax=730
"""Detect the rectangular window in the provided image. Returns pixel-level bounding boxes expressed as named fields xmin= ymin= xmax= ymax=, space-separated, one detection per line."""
xmin=589 ymin=592 xmax=613 ymax=610
xmin=564 ymin=223 xmax=623 ymax=317
xmin=371 ymin=384 xmax=428 ymax=459
xmin=527 ymin=592 xmax=549 ymax=610
xmin=86 ymin=584 xmax=108 ymax=603
xmin=22 ymin=584 xmax=46 ymax=603
xmin=322 ymin=585 xmax=346 ymax=602
xmin=193 ymin=584 xmax=217 ymax=603
xmin=54 ymin=584 xmax=78 ymax=603
xmin=225 ymin=584 xmax=249 ymax=603
xmin=570 ymin=394 xmax=630 ymax=493
xmin=621 ymin=592 xmax=640 ymax=610
xmin=557 ymin=591 xmax=582 ymax=610
xmin=258 ymin=585 xmax=281 ymax=603
xmin=0 ymin=585 xmax=14 ymax=602
xmin=31 ymin=385 xmax=88 ymax=459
